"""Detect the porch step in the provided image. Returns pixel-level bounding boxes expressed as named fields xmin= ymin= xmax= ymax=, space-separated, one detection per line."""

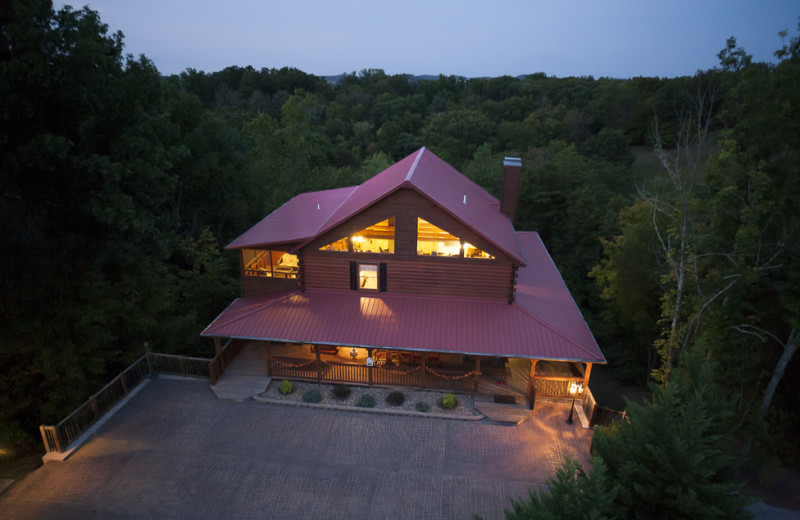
xmin=211 ymin=342 xmax=271 ymax=402
xmin=474 ymin=393 xmax=533 ymax=425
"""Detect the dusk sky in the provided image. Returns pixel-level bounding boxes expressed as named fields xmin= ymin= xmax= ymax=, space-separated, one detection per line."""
xmin=56 ymin=0 xmax=799 ymax=79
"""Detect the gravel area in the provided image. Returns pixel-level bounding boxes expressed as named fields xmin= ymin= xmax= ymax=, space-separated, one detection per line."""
xmin=258 ymin=380 xmax=481 ymax=417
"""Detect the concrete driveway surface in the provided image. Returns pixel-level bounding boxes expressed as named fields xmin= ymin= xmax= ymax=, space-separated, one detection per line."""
xmin=0 ymin=378 xmax=593 ymax=519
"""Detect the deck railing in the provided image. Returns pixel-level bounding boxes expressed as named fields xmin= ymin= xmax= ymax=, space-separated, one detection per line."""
xmin=40 ymin=351 xmax=213 ymax=455
xmin=270 ymin=358 xmax=476 ymax=393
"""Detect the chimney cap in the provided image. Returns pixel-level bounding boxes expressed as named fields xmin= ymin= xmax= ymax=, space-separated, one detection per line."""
xmin=503 ymin=157 xmax=522 ymax=167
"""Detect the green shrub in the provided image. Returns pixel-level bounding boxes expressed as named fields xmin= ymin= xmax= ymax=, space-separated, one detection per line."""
xmin=302 ymin=388 xmax=322 ymax=403
xmin=356 ymin=394 xmax=375 ymax=408
xmin=385 ymin=390 xmax=405 ymax=406
xmin=332 ymin=385 xmax=351 ymax=399
xmin=415 ymin=402 xmax=430 ymax=413
xmin=278 ymin=380 xmax=295 ymax=395
xmin=441 ymin=393 xmax=457 ymax=409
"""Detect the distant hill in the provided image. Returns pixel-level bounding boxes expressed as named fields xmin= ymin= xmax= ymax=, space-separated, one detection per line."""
xmin=323 ymin=74 xmax=442 ymax=85
xmin=322 ymin=73 xmax=532 ymax=85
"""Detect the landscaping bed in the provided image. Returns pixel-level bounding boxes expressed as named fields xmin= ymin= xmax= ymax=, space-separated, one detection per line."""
xmin=258 ymin=380 xmax=480 ymax=418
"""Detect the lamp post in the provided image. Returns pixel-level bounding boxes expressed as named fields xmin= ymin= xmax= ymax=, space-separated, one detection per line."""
xmin=566 ymin=381 xmax=584 ymax=424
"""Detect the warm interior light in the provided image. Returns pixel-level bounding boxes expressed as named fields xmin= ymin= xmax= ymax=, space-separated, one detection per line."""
xmin=569 ymin=382 xmax=578 ymax=395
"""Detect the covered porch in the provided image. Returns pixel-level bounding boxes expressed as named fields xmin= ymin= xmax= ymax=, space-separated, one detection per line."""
xmin=238 ymin=341 xmax=592 ymax=408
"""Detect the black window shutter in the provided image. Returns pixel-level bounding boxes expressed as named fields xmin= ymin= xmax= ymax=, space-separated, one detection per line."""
xmin=349 ymin=262 xmax=357 ymax=290
xmin=379 ymin=263 xmax=387 ymax=292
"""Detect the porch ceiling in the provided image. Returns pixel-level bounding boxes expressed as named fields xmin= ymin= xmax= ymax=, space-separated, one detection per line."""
xmin=201 ymin=288 xmax=605 ymax=363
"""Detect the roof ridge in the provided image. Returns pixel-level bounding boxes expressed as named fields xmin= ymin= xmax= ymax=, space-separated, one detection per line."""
xmin=404 ymin=147 xmax=426 ymax=183
xmin=311 ymin=185 xmax=358 ymax=237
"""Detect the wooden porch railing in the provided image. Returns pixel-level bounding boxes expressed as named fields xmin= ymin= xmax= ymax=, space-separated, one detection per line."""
xmin=40 ymin=351 xmax=213 ymax=455
xmin=533 ymin=376 xmax=584 ymax=398
xmin=269 ymin=358 xmax=476 ymax=393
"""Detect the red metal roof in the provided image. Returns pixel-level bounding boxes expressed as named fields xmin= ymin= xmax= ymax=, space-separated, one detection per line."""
xmin=227 ymin=186 xmax=356 ymax=249
xmin=226 ymin=148 xmax=526 ymax=264
xmin=203 ymin=233 xmax=604 ymax=363
xmin=513 ymin=232 xmax=604 ymax=362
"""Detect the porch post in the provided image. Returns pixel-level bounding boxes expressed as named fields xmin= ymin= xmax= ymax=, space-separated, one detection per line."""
xmin=527 ymin=360 xmax=538 ymax=410
xmin=367 ymin=348 xmax=373 ymax=386
xmin=214 ymin=337 xmax=222 ymax=356
xmin=265 ymin=341 xmax=272 ymax=377
xmin=583 ymin=362 xmax=593 ymax=391
xmin=473 ymin=357 xmax=481 ymax=393
xmin=315 ymin=345 xmax=322 ymax=383
xmin=420 ymin=353 xmax=427 ymax=390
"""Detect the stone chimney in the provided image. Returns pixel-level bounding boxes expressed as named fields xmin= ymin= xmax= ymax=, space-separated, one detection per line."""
xmin=500 ymin=157 xmax=522 ymax=223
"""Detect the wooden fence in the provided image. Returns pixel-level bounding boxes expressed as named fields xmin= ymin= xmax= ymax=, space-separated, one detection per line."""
xmin=40 ymin=351 xmax=213 ymax=454
xmin=270 ymin=358 xmax=476 ymax=393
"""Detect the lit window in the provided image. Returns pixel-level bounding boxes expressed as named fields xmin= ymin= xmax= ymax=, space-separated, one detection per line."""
xmin=464 ymin=242 xmax=494 ymax=259
xmin=319 ymin=218 xmax=395 ymax=254
xmin=353 ymin=218 xmax=395 ymax=253
xmin=359 ymin=264 xmax=378 ymax=290
xmin=417 ymin=218 xmax=461 ymax=256
xmin=242 ymin=249 xmax=298 ymax=278
xmin=319 ymin=236 xmax=348 ymax=251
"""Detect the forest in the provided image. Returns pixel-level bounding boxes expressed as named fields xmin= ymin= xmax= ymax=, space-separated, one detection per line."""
xmin=1 ymin=1 xmax=799 ymax=514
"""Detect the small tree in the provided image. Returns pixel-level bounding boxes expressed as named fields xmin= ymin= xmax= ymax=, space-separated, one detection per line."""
xmin=504 ymin=456 xmax=617 ymax=520
xmin=591 ymin=346 xmax=748 ymax=519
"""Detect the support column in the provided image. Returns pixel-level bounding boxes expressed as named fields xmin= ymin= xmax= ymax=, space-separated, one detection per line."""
xmin=583 ymin=362 xmax=593 ymax=390
xmin=315 ymin=345 xmax=322 ymax=383
xmin=527 ymin=360 xmax=538 ymax=410
xmin=367 ymin=348 xmax=374 ymax=386
xmin=214 ymin=337 xmax=222 ymax=356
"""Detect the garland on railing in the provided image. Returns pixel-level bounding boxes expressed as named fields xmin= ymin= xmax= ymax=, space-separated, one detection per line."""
xmin=425 ymin=367 xmax=481 ymax=380
xmin=271 ymin=358 xmax=319 ymax=369
xmin=375 ymin=365 xmax=420 ymax=376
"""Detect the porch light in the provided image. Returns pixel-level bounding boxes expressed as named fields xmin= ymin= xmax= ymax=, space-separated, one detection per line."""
xmin=566 ymin=382 xmax=584 ymax=425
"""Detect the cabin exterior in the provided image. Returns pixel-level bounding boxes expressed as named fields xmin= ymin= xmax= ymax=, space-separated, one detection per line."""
xmin=202 ymin=148 xmax=605 ymax=407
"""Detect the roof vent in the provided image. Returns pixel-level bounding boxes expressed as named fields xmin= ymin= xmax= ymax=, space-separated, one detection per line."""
xmin=463 ymin=195 xmax=467 ymax=205
xmin=317 ymin=204 xmax=320 ymax=210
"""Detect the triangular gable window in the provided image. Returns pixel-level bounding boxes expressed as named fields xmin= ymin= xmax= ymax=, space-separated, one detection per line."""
xmin=320 ymin=218 xmax=395 ymax=254
xmin=319 ymin=236 xmax=348 ymax=251
xmin=417 ymin=219 xmax=494 ymax=259
xmin=417 ymin=218 xmax=461 ymax=257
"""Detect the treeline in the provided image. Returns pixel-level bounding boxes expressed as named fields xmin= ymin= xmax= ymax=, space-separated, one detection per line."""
xmin=1 ymin=0 xmax=798 ymax=485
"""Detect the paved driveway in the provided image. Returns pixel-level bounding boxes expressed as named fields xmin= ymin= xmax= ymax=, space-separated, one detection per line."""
xmin=1 ymin=378 xmax=593 ymax=519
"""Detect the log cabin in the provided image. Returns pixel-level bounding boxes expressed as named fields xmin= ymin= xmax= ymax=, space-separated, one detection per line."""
xmin=202 ymin=147 xmax=605 ymax=408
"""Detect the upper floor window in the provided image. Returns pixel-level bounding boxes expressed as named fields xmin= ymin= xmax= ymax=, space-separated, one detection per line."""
xmin=319 ymin=217 xmax=395 ymax=254
xmin=350 ymin=262 xmax=387 ymax=292
xmin=242 ymin=249 xmax=299 ymax=278
xmin=417 ymin=218 xmax=494 ymax=259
